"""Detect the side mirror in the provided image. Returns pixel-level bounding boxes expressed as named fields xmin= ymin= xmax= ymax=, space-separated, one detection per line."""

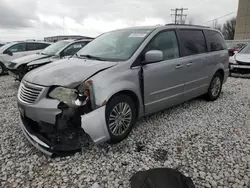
xmin=143 ymin=50 xmax=163 ymax=64
xmin=3 ymin=50 xmax=13 ymax=56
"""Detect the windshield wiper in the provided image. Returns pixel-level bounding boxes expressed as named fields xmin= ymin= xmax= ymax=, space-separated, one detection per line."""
xmin=40 ymin=52 xmax=48 ymax=55
xmin=79 ymin=54 xmax=107 ymax=61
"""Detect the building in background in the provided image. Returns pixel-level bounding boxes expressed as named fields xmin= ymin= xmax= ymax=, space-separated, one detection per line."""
xmin=235 ymin=0 xmax=250 ymax=39
xmin=44 ymin=35 xmax=94 ymax=42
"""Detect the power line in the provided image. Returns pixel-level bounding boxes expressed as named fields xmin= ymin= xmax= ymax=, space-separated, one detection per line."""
xmin=204 ymin=12 xmax=236 ymax=23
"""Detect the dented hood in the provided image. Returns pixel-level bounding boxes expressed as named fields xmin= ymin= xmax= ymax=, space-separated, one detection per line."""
xmin=12 ymin=53 xmax=50 ymax=67
xmin=23 ymin=58 xmax=117 ymax=87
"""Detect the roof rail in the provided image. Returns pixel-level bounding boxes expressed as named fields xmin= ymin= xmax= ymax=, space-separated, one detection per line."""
xmin=165 ymin=24 xmax=210 ymax=28
xmin=75 ymin=37 xmax=94 ymax=41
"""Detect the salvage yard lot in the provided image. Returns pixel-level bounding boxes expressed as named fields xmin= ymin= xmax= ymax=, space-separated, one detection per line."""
xmin=0 ymin=75 xmax=250 ymax=188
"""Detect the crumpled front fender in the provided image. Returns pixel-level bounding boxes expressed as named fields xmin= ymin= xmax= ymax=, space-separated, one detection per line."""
xmin=81 ymin=105 xmax=110 ymax=144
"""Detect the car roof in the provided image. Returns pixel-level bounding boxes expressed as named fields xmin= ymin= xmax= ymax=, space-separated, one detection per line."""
xmin=114 ymin=24 xmax=216 ymax=32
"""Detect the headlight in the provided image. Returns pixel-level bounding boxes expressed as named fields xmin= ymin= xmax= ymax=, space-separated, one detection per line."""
xmin=49 ymin=87 xmax=78 ymax=106
xmin=229 ymin=56 xmax=237 ymax=64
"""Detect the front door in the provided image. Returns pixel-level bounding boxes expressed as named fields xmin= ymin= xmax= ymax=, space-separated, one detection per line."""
xmin=142 ymin=30 xmax=185 ymax=114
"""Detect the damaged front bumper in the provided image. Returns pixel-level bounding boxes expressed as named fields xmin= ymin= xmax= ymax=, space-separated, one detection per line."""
xmin=18 ymin=99 xmax=110 ymax=156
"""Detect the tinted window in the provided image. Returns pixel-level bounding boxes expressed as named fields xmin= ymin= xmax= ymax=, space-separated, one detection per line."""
xmin=205 ymin=30 xmax=227 ymax=52
xmin=63 ymin=42 xmax=88 ymax=56
xmin=27 ymin=43 xmax=37 ymax=51
xmin=36 ymin=43 xmax=50 ymax=50
xmin=145 ymin=31 xmax=179 ymax=60
xmin=7 ymin=43 xmax=26 ymax=53
xmin=179 ymin=30 xmax=207 ymax=56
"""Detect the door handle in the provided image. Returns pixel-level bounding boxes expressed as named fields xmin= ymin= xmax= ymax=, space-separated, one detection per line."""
xmin=187 ymin=62 xmax=193 ymax=67
xmin=175 ymin=64 xmax=183 ymax=69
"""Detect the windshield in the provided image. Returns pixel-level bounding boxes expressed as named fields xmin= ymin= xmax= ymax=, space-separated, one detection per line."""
xmin=239 ymin=45 xmax=250 ymax=54
xmin=77 ymin=29 xmax=153 ymax=61
xmin=40 ymin=41 xmax=70 ymax=56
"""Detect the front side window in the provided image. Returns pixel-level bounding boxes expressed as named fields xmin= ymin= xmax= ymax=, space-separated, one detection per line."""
xmin=205 ymin=30 xmax=227 ymax=52
xmin=63 ymin=42 xmax=88 ymax=56
xmin=7 ymin=43 xmax=26 ymax=53
xmin=40 ymin=41 xmax=70 ymax=56
xmin=77 ymin=29 xmax=153 ymax=61
xmin=145 ymin=30 xmax=179 ymax=60
xmin=179 ymin=30 xmax=207 ymax=56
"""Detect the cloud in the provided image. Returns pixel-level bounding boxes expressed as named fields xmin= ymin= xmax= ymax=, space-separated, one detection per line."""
xmin=0 ymin=0 xmax=38 ymax=29
xmin=0 ymin=0 xmax=238 ymax=41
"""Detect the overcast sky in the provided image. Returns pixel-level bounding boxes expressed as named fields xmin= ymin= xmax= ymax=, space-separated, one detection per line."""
xmin=0 ymin=0 xmax=238 ymax=41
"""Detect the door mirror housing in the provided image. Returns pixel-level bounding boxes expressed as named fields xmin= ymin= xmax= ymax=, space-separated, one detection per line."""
xmin=143 ymin=50 xmax=163 ymax=64
xmin=3 ymin=50 xmax=13 ymax=56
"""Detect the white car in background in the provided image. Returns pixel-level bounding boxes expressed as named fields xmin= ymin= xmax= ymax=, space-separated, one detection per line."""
xmin=229 ymin=44 xmax=250 ymax=74
xmin=0 ymin=41 xmax=51 ymax=75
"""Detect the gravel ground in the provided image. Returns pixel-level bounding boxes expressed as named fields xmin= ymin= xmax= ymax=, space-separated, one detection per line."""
xmin=0 ymin=75 xmax=250 ymax=188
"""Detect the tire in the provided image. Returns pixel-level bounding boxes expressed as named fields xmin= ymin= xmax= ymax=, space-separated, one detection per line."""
xmin=105 ymin=94 xmax=137 ymax=144
xmin=0 ymin=62 xmax=5 ymax=76
xmin=205 ymin=72 xmax=223 ymax=101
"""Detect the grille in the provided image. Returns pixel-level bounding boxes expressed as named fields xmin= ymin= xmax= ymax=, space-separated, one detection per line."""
xmin=18 ymin=81 xmax=44 ymax=104
xmin=236 ymin=61 xmax=250 ymax=66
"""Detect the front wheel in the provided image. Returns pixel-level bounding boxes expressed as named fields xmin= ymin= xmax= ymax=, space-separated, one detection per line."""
xmin=205 ymin=72 xmax=223 ymax=101
xmin=0 ymin=62 xmax=5 ymax=76
xmin=105 ymin=94 xmax=137 ymax=144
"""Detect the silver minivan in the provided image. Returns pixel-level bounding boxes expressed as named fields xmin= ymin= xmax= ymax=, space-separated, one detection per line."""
xmin=17 ymin=25 xmax=229 ymax=155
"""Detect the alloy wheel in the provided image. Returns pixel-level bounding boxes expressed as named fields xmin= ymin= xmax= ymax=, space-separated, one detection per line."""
xmin=108 ymin=102 xmax=132 ymax=136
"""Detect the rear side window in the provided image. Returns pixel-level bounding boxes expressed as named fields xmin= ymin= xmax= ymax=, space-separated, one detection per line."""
xmin=145 ymin=30 xmax=179 ymax=60
xmin=179 ymin=30 xmax=207 ymax=56
xmin=205 ymin=30 xmax=227 ymax=52
xmin=27 ymin=43 xmax=37 ymax=51
xmin=27 ymin=43 xmax=50 ymax=51
xmin=36 ymin=43 xmax=50 ymax=50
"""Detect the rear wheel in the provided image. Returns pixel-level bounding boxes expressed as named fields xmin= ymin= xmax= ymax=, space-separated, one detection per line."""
xmin=0 ymin=62 xmax=5 ymax=76
xmin=105 ymin=94 xmax=137 ymax=144
xmin=205 ymin=72 xmax=223 ymax=101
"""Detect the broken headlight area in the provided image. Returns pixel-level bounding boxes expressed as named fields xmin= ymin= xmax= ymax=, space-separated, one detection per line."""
xmin=48 ymin=86 xmax=91 ymax=108
xmin=34 ymin=84 xmax=95 ymax=153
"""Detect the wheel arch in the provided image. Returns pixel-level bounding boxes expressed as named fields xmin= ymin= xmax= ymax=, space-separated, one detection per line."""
xmin=107 ymin=90 xmax=140 ymax=118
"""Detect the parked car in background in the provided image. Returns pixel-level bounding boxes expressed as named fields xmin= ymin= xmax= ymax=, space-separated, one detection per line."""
xmin=0 ymin=41 xmax=51 ymax=75
xmin=7 ymin=38 xmax=92 ymax=80
xmin=228 ymin=43 xmax=246 ymax=56
xmin=229 ymin=44 xmax=250 ymax=74
xmin=17 ymin=25 xmax=229 ymax=155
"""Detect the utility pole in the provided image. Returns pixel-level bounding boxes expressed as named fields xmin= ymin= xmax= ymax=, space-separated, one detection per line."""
xmin=171 ymin=8 xmax=188 ymax=24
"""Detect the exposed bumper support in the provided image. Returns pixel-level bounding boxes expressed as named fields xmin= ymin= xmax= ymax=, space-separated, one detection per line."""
xmin=19 ymin=105 xmax=110 ymax=156
xmin=81 ymin=105 xmax=110 ymax=144
xmin=19 ymin=116 xmax=53 ymax=156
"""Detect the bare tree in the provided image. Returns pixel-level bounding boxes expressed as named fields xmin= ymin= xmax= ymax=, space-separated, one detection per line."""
xmin=211 ymin=20 xmax=222 ymax=32
xmin=187 ymin=18 xmax=194 ymax=25
xmin=222 ymin=17 xmax=236 ymax=40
